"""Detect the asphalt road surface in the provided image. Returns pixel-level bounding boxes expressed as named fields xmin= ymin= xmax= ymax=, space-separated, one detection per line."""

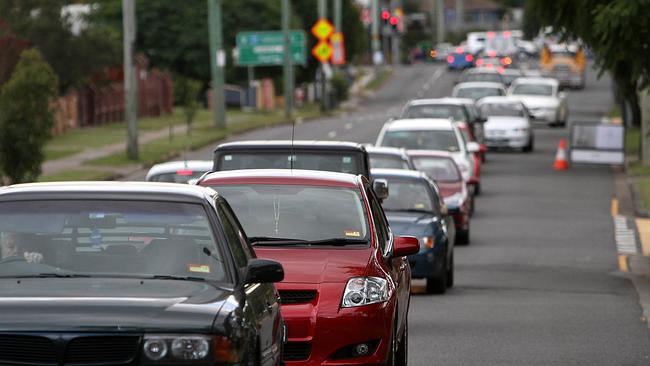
xmin=129 ymin=63 xmax=650 ymax=364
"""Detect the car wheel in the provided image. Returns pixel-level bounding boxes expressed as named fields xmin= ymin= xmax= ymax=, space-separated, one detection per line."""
xmin=474 ymin=182 xmax=481 ymax=195
xmin=446 ymin=252 xmax=454 ymax=288
xmin=523 ymin=138 xmax=534 ymax=152
xmin=426 ymin=257 xmax=447 ymax=294
xmin=396 ymin=320 xmax=408 ymax=366
xmin=457 ymin=227 xmax=470 ymax=245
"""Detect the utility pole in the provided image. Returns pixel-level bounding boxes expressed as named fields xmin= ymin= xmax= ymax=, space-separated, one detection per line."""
xmin=455 ymin=0 xmax=464 ymax=32
xmin=436 ymin=0 xmax=445 ymax=45
xmin=371 ymin=0 xmax=381 ymax=70
xmin=390 ymin=0 xmax=400 ymax=66
xmin=334 ymin=0 xmax=342 ymax=34
xmin=208 ymin=0 xmax=226 ymax=128
xmin=282 ymin=0 xmax=293 ymax=117
xmin=318 ymin=0 xmax=329 ymax=112
xmin=122 ymin=0 xmax=138 ymax=160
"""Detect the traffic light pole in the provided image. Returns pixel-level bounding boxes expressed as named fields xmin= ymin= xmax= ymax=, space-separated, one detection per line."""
xmin=371 ymin=0 xmax=381 ymax=72
xmin=122 ymin=0 xmax=138 ymax=160
xmin=282 ymin=0 xmax=293 ymax=117
xmin=318 ymin=0 xmax=329 ymax=112
xmin=208 ymin=0 xmax=226 ymax=128
xmin=436 ymin=0 xmax=445 ymax=44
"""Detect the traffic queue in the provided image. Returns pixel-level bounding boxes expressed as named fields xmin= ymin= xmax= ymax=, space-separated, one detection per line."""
xmin=0 ymin=38 xmax=572 ymax=365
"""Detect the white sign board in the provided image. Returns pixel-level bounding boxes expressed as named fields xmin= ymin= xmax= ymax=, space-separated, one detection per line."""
xmin=570 ymin=123 xmax=624 ymax=165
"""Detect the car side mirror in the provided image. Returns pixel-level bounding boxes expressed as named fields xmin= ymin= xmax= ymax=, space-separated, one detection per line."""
xmin=245 ymin=259 xmax=284 ymax=284
xmin=373 ymin=179 xmax=389 ymax=201
xmin=392 ymin=236 xmax=420 ymax=257
xmin=466 ymin=141 xmax=480 ymax=153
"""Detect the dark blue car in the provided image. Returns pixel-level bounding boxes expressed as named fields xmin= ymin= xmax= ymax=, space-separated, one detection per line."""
xmin=447 ymin=46 xmax=475 ymax=70
xmin=372 ymin=169 xmax=456 ymax=294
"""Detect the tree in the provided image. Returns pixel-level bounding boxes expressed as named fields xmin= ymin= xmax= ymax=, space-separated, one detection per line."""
xmin=1 ymin=0 xmax=121 ymax=93
xmin=0 ymin=49 xmax=59 ymax=183
xmin=524 ymin=0 xmax=650 ymax=127
xmin=173 ymin=76 xmax=202 ymax=137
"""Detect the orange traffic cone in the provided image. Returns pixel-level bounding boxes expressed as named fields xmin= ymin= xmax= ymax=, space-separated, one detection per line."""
xmin=553 ymin=139 xmax=569 ymax=170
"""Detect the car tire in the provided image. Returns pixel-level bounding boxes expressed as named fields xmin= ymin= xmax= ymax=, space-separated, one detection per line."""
xmin=523 ymin=138 xmax=534 ymax=152
xmin=426 ymin=255 xmax=448 ymax=294
xmin=396 ymin=321 xmax=408 ymax=366
xmin=446 ymin=253 xmax=454 ymax=288
xmin=474 ymin=182 xmax=481 ymax=196
xmin=457 ymin=227 xmax=470 ymax=245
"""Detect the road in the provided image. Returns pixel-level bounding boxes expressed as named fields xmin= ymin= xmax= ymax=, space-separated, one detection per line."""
xmin=129 ymin=63 xmax=650 ymax=364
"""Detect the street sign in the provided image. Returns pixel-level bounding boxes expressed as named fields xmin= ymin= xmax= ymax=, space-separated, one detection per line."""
xmin=311 ymin=18 xmax=334 ymax=40
xmin=330 ymin=32 xmax=346 ymax=65
xmin=312 ymin=41 xmax=333 ymax=63
xmin=236 ymin=31 xmax=306 ymax=66
xmin=569 ymin=122 xmax=624 ymax=165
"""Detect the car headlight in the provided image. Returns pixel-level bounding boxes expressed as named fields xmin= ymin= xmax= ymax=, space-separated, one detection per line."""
xmin=342 ymin=277 xmax=389 ymax=308
xmin=443 ymin=192 xmax=464 ymax=207
xmin=143 ymin=335 xmax=214 ymax=362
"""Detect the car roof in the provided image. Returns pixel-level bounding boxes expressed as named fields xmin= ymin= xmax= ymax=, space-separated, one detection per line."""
xmin=455 ymin=81 xmax=505 ymax=89
xmin=406 ymin=150 xmax=455 ymax=159
xmin=502 ymin=68 xmax=524 ymax=75
xmin=0 ymin=181 xmax=217 ymax=203
xmin=384 ymin=118 xmax=455 ymax=131
xmin=146 ymin=160 xmax=213 ymax=177
xmin=365 ymin=146 xmax=408 ymax=157
xmin=214 ymin=140 xmax=366 ymax=153
xmin=476 ymin=96 xmax=523 ymax=105
xmin=464 ymin=68 xmax=500 ymax=74
xmin=200 ymin=169 xmax=361 ymax=188
xmin=511 ymin=77 xmax=558 ymax=86
xmin=406 ymin=98 xmax=472 ymax=107
xmin=371 ymin=168 xmax=428 ymax=181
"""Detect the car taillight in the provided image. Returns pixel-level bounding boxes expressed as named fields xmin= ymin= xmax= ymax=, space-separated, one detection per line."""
xmin=465 ymin=54 xmax=473 ymax=62
xmin=430 ymin=50 xmax=437 ymax=58
xmin=487 ymin=50 xmax=497 ymax=57
xmin=500 ymin=57 xmax=512 ymax=65
xmin=497 ymin=66 xmax=505 ymax=73
xmin=176 ymin=169 xmax=193 ymax=176
xmin=447 ymin=55 xmax=454 ymax=63
xmin=476 ymin=59 xmax=484 ymax=66
xmin=455 ymin=47 xmax=463 ymax=54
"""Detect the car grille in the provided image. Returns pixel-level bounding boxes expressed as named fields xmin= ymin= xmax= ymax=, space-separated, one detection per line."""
xmin=279 ymin=290 xmax=317 ymax=305
xmin=284 ymin=342 xmax=311 ymax=361
xmin=0 ymin=334 xmax=57 ymax=365
xmin=65 ymin=336 xmax=141 ymax=365
xmin=0 ymin=334 xmax=140 ymax=366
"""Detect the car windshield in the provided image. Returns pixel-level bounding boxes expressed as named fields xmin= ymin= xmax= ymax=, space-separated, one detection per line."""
xmin=217 ymin=152 xmax=362 ymax=175
xmin=149 ymin=171 xmax=208 ymax=183
xmin=511 ymin=84 xmax=553 ymax=96
xmin=212 ymin=184 xmax=369 ymax=244
xmin=381 ymin=130 xmax=460 ymax=152
xmin=380 ymin=180 xmax=433 ymax=212
xmin=411 ymin=157 xmax=461 ymax=182
xmin=403 ymin=105 xmax=467 ymax=120
xmin=0 ymin=200 xmax=227 ymax=281
xmin=456 ymin=87 xmax=504 ymax=100
xmin=480 ymin=103 xmax=524 ymax=117
xmin=464 ymin=73 xmax=502 ymax=83
xmin=369 ymin=155 xmax=410 ymax=170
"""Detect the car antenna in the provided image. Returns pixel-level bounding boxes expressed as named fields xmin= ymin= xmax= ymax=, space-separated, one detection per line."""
xmin=290 ymin=113 xmax=296 ymax=171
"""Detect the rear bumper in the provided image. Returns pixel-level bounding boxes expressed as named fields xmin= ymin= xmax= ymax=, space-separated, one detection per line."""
xmin=449 ymin=208 xmax=469 ymax=231
xmin=408 ymin=248 xmax=445 ymax=279
xmin=281 ymin=282 xmax=396 ymax=365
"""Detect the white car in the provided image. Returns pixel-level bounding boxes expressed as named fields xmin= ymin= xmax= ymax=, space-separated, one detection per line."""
xmin=451 ymin=82 xmax=507 ymax=102
xmin=477 ymin=97 xmax=534 ymax=152
xmin=375 ymin=118 xmax=479 ymax=185
xmin=507 ymin=77 xmax=569 ymax=126
xmin=145 ymin=160 xmax=212 ymax=183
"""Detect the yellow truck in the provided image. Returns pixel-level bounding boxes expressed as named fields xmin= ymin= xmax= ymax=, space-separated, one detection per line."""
xmin=540 ymin=44 xmax=586 ymax=89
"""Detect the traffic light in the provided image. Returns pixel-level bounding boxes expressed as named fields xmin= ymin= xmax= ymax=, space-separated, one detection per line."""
xmin=389 ymin=15 xmax=399 ymax=31
xmin=381 ymin=9 xmax=390 ymax=25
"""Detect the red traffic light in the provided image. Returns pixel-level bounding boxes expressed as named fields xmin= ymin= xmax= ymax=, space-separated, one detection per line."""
xmin=389 ymin=16 xmax=399 ymax=26
xmin=381 ymin=10 xmax=391 ymax=20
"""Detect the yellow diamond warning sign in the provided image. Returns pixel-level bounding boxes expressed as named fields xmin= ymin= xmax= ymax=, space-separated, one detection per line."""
xmin=311 ymin=18 xmax=334 ymax=40
xmin=312 ymin=41 xmax=333 ymax=63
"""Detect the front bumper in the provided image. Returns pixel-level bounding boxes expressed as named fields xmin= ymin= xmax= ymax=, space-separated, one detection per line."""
xmin=485 ymin=135 xmax=529 ymax=149
xmin=281 ymin=282 xmax=395 ymax=365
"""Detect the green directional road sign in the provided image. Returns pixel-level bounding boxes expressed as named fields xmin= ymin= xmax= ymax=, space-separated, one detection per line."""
xmin=236 ymin=31 xmax=306 ymax=66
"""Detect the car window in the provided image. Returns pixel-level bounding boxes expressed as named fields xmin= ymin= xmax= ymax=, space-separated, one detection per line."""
xmin=366 ymin=184 xmax=390 ymax=254
xmin=464 ymin=73 xmax=502 ymax=83
xmin=369 ymin=155 xmax=410 ymax=170
xmin=456 ymin=87 xmax=504 ymax=100
xmin=479 ymin=103 xmax=524 ymax=117
xmin=0 ymin=200 xmax=229 ymax=281
xmin=216 ymin=204 xmax=251 ymax=268
xmin=380 ymin=179 xmax=434 ymax=213
xmin=381 ymin=130 xmax=460 ymax=152
xmin=403 ymin=105 xmax=466 ymax=120
xmin=148 ymin=171 xmax=207 ymax=183
xmin=411 ymin=157 xmax=462 ymax=182
xmin=217 ymin=152 xmax=363 ymax=175
xmin=211 ymin=184 xmax=370 ymax=244
xmin=511 ymin=84 xmax=553 ymax=96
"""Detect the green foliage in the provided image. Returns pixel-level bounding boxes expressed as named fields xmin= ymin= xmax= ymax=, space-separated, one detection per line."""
xmin=0 ymin=49 xmax=58 ymax=183
xmin=330 ymin=72 xmax=349 ymax=103
xmin=1 ymin=0 xmax=121 ymax=92
xmin=173 ymin=76 xmax=202 ymax=136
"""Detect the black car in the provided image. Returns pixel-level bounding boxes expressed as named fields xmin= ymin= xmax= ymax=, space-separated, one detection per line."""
xmin=366 ymin=146 xmax=415 ymax=170
xmin=0 ymin=182 xmax=284 ymax=366
xmin=371 ymin=169 xmax=455 ymax=294
xmin=212 ymin=140 xmax=371 ymax=180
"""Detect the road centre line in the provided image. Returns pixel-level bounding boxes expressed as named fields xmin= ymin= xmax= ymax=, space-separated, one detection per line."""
xmin=327 ymin=130 xmax=337 ymax=138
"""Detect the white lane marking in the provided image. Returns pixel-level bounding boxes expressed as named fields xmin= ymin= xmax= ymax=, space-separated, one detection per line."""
xmin=614 ymin=215 xmax=638 ymax=254
xmin=344 ymin=123 xmax=353 ymax=130
xmin=327 ymin=130 xmax=337 ymax=138
xmin=430 ymin=67 xmax=444 ymax=82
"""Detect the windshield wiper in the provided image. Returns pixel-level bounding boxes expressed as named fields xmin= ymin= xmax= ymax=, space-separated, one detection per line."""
xmin=150 ymin=275 xmax=206 ymax=282
xmin=303 ymin=238 xmax=369 ymax=246
xmin=249 ymin=237 xmax=310 ymax=246
xmin=387 ymin=208 xmax=435 ymax=214
xmin=7 ymin=273 xmax=92 ymax=279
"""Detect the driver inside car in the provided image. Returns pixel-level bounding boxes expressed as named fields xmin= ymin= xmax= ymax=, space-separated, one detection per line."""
xmin=0 ymin=232 xmax=44 ymax=263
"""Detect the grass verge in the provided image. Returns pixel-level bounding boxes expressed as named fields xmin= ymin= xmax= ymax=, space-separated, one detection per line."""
xmin=637 ymin=177 xmax=650 ymax=212
xmin=365 ymin=69 xmax=392 ymax=91
xmin=38 ymin=169 xmax=116 ymax=182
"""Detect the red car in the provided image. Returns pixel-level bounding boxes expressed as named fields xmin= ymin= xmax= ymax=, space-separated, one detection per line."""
xmin=455 ymin=120 xmax=484 ymax=195
xmin=408 ymin=151 xmax=472 ymax=244
xmin=199 ymin=169 xmax=419 ymax=365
